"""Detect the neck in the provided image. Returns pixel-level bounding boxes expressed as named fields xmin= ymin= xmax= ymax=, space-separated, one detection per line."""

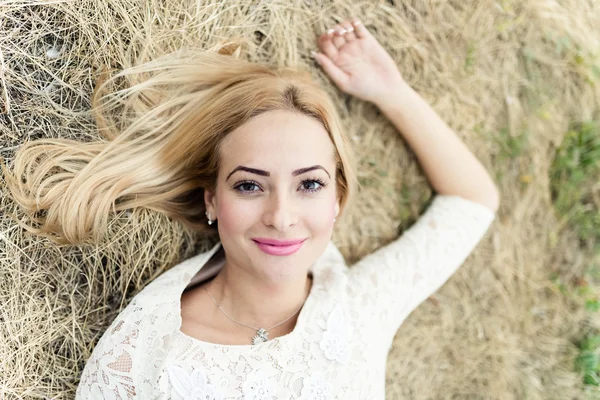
xmin=207 ymin=261 xmax=312 ymax=331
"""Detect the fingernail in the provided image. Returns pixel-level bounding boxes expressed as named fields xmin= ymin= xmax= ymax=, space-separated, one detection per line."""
xmin=326 ymin=28 xmax=335 ymax=36
xmin=310 ymin=50 xmax=317 ymax=59
xmin=352 ymin=20 xmax=362 ymax=25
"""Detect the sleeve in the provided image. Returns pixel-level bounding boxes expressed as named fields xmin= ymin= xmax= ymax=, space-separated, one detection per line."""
xmin=346 ymin=194 xmax=497 ymax=344
xmin=75 ymin=298 xmax=143 ymax=400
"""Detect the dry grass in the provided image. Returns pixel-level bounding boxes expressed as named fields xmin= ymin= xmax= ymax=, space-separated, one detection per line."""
xmin=1 ymin=0 xmax=599 ymax=398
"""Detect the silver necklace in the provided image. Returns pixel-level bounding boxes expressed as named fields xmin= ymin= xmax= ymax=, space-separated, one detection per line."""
xmin=203 ymin=283 xmax=309 ymax=345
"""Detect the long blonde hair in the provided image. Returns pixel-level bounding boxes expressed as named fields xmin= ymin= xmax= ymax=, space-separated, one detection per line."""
xmin=1 ymin=42 xmax=358 ymax=245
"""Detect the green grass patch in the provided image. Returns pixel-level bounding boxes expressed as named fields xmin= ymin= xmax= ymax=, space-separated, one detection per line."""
xmin=549 ymin=121 xmax=600 ymax=246
xmin=576 ymin=334 xmax=600 ymax=386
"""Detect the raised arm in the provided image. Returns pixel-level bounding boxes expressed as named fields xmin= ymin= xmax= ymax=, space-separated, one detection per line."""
xmin=375 ymin=81 xmax=500 ymax=211
xmin=314 ymin=17 xmax=500 ymax=210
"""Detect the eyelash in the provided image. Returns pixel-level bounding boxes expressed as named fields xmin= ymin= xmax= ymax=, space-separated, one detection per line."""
xmin=233 ymin=177 xmax=327 ymax=195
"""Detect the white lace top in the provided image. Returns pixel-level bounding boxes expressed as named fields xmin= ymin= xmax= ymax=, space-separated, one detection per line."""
xmin=75 ymin=194 xmax=496 ymax=400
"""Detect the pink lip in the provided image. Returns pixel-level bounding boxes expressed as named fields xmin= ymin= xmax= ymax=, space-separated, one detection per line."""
xmin=252 ymin=238 xmax=306 ymax=256
xmin=252 ymin=238 xmax=306 ymax=246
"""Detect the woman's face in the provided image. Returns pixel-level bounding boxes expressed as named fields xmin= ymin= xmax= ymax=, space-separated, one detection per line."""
xmin=205 ymin=109 xmax=340 ymax=284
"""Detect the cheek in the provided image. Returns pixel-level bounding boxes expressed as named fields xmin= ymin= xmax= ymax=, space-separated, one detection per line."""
xmin=215 ymin=197 xmax=254 ymax=233
xmin=306 ymin=197 xmax=337 ymax=229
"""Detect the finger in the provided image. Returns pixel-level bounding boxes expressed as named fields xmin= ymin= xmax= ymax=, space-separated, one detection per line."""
xmin=314 ymin=52 xmax=349 ymax=90
xmin=331 ymin=24 xmax=347 ymax=49
xmin=318 ymin=30 xmax=338 ymax=60
xmin=340 ymin=21 xmax=356 ymax=42
xmin=350 ymin=18 xmax=369 ymax=39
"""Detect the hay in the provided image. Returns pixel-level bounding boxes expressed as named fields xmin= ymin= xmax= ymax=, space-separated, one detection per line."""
xmin=1 ymin=0 xmax=599 ymax=398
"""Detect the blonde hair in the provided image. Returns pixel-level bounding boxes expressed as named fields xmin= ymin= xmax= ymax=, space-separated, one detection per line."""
xmin=1 ymin=42 xmax=358 ymax=245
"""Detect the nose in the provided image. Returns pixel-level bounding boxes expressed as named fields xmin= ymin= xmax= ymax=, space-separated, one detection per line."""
xmin=262 ymin=188 xmax=298 ymax=231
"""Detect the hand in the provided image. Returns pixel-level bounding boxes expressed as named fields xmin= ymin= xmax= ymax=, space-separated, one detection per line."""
xmin=314 ymin=18 xmax=405 ymax=105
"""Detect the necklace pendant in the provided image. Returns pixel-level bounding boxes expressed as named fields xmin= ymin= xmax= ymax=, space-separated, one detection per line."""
xmin=252 ymin=328 xmax=269 ymax=345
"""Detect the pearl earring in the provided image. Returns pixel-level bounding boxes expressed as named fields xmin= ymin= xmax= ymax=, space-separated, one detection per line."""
xmin=205 ymin=211 xmax=213 ymax=225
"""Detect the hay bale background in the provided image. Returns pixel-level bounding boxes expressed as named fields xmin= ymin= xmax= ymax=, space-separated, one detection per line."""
xmin=1 ymin=0 xmax=599 ymax=398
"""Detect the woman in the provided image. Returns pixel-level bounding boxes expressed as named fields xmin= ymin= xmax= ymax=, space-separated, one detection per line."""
xmin=4 ymin=17 xmax=499 ymax=399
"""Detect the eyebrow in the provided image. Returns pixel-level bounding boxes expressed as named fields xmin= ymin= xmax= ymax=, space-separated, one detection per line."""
xmin=226 ymin=165 xmax=331 ymax=181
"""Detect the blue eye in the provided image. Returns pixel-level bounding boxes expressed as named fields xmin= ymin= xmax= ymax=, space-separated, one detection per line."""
xmin=233 ymin=178 xmax=327 ymax=195
xmin=301 ymin=179 xmax=326 ymax=193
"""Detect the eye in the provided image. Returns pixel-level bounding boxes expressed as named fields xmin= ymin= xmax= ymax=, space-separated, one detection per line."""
xmin=232 ymin=178 xmax=327 ymax=195
xmin=300 ymin=178 xmax=326 ymax=193
xmin=234 ymin=181 xmax=261 ymax=193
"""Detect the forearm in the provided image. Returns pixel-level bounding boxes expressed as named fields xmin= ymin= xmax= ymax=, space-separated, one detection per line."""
xmin=375 ymin=81 xmax=500 ymax=213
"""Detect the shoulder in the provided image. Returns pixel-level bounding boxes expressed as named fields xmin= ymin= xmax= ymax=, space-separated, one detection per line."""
xmin=93 ymin=294 xmax=147 ymax=354
xmin=76 ymin=295 xmax=146 ymax=398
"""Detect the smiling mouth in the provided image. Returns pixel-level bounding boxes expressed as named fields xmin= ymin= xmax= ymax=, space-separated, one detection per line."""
xmin=252 ymin=238 xmax=307 ymax=246
xmin=252 ymin=239 xmax=306 ymax=256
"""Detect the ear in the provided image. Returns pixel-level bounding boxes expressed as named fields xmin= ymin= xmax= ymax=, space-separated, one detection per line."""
xmin=204 ymin=187 xmax=217 ymax=217
xmin=335 ymin=199 xmax=340 ymax=218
